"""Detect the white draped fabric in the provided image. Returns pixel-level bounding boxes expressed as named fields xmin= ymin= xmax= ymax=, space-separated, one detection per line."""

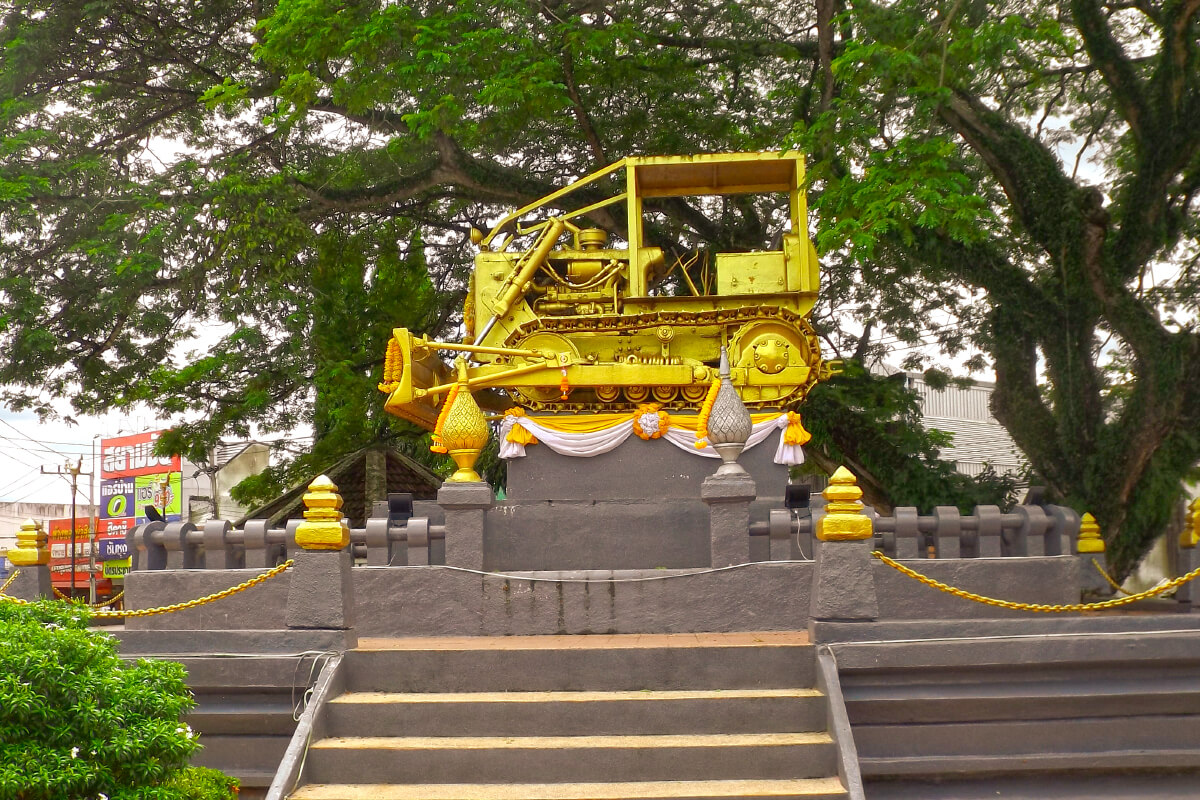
xmin=498 ymin=411 xmax=806 ymax=466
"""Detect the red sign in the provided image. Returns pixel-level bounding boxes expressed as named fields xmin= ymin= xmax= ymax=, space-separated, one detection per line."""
xmin=101 ymin=431 xmax=180 ymax=478
xmin=47 ymin=518 xmax=112 ymax=591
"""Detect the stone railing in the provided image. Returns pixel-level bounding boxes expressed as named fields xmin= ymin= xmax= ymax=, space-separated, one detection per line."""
xmin=750 ymin=499 xmax=1081 ymax=561
xmin=125 ymin=515 xmax=448 ymax=571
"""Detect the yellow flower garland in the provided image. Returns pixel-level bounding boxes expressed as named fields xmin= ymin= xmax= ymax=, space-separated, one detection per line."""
xmin=632 ymin=403 xmax=670 ymax=440
xmin=377 ymin=337 xmax=403 ymax=393
xmin=429 ymin=383 xmax=460 ymax=454
xmin=693 ymin=377 xmax=722 ymax=448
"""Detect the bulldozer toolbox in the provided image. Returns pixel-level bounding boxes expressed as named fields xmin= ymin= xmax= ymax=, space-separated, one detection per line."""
xmin=379 ymin=151 xmax=835 ymax=430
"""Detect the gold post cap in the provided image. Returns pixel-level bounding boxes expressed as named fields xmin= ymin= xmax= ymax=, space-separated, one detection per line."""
xmin=9 ymin=518 xmax=49 ymax=566
xmin=1179 ymin=502 xmax=1200 ymax=549
xmin=296 ymin=475 xmax=350 ymax=550
xmin=1078 ymin=512 xmax=1106 ymax=553
xmin=817 ymin=466 xmax=873 ymax=541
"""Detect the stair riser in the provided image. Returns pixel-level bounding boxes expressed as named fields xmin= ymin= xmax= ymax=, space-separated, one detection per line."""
xmin=854 ymin=715 xmax=1200 ymax=759
xmin=191 ymin=734 xmax=290 ymax=787
xmin=289 ymin=790 xmax=848 ymax=800
xmin=346 ymin=646 xmax=814 ymax=692
xmin=305 ymin=743 xmax=838 ymax=784
xmin=327 ymin=696 xmax=826 ymax=737
xmin=846 ymin=692 xmax=1200 ymax=725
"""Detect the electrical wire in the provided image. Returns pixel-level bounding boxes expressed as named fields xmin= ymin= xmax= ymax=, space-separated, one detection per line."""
xmin=0 ymin=417 xmax=75 ymax=460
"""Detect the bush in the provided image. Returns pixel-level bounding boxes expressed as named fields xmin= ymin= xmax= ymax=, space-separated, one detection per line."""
xmin=0 ymin=599 xmax=236 ymax=800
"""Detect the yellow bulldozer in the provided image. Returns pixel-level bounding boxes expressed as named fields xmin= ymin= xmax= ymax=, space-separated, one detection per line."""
xmin=380 ymin=151 xmax=833 ymax=429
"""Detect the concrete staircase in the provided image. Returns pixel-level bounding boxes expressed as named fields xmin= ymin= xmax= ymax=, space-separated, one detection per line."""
xmin=287 ymin=632 xmax=848 ymax=800
xmin=828 ymin=626 xmax=1200 ymax=798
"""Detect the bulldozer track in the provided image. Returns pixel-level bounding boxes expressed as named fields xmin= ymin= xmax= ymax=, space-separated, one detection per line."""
xmin=501 ymin=305 xmax=822 ymax=412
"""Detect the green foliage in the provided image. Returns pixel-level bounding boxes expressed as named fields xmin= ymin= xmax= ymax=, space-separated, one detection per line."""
xmin=803 ymin=362 xmax=1019 ymax=513
xmin=0 ymin=600 xmax=234 ymax=800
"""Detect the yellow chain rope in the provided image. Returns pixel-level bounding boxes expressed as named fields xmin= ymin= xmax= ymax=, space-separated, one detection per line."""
xmin=0 ymin=561 xmax=292 ymax=617
xmin=0 ymin=569 xmax=19 ymax=595
xmin=51 ymin=586 xmax=125 ymax=608
xmin=872 ymin=551 xmax=1200 ymax=612
xmin=1090 ymin=557 xmax=1137 ymax=596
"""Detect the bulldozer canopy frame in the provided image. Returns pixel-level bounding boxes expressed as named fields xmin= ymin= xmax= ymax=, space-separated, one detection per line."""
xmin=480 ymin=152 xmax=806 ymax=252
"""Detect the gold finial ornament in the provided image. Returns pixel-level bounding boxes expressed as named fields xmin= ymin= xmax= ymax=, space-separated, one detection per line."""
xmin=1180 ymin=499 xmax=1200 ymax=549
xmin=295 ymin=475 xmax=350 ymax=550
xmin=817 ymin=466 xmax=873 ymax=542
xmin=8 ymin=518 xmax=49 ymax=566
xmin=1078 ymin=512 xmax=1105 ymax=553
xmin=441 ymin=357 xmax=490 ymax=483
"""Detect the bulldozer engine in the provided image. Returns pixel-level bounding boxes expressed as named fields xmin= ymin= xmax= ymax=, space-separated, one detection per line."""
xmin=381 ymin=152 xmax=834 ymax=430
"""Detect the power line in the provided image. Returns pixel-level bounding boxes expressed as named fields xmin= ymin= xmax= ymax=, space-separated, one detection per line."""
xmin=0 ymin=417 xmax=73 ymax=460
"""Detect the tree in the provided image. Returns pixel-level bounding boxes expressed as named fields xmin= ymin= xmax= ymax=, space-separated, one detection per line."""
xmin=1 ymin=1 xmax=1193 ymax=573
xmin=792 ymin=0 xmax=1200 ymax=576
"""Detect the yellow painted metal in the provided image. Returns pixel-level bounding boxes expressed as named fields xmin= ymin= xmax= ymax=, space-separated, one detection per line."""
xmin=1180 ymin=498 xmax=1200 ymax=549
xmin=1077 ymin=512 xmax=1105 ymax=553
xmin=439 ymin=359 xmax=490 ymax=482
xmin=816 ymin=466 xmax=874 ymax=542
xmin=382 ymin=152 xmax=831 ymax=430
xmin=8 ymin=518 xmax=49 ymax=566
xmin=295 ymin=475 xmax=350 ymax=550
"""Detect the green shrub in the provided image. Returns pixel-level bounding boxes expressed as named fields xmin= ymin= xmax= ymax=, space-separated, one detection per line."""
xmin=0 ymin=599 xmax=236 ymax=800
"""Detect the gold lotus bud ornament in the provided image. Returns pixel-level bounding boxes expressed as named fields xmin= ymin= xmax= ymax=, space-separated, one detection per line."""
xmin=816 ymin=466 xmax=873 ymax=542
xmin=437 ymin=357 xmax=490 ymax=483
xmin=295 ymin=475 xmax=350 ymax=550
xmin=8 ymin=518 xmax=49 ymax=566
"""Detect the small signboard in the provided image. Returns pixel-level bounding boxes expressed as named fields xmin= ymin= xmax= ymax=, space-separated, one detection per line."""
xmin=97 ymin=538 xmax=129 ymax=561
xmin=102 ymin=558 xmax=131 ymax=579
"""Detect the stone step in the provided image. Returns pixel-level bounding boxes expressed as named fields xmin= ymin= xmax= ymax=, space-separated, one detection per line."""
xmin=289 ymin=778 xmax=848 ymax=800
xmin=326 ymin=688 xmax=826 ymax=737
xmin=346 ymin=633 xmax=814 ymax=692
xmin=859 ymin=748 xmax=1200 ymax=779
xmin=304 ymin=732 xmax=838 ymax=784
xmin=844 ymin=680 xmax=1200 ymax=724
xmin=853 ymin=715 xmax=1200 ymax=762
xmin=863 ymin=772 xmax=1200 ymax=799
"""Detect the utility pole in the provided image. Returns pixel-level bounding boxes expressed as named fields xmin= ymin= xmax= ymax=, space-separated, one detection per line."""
xmin=42 ymin=458 xmax=92 ymax=599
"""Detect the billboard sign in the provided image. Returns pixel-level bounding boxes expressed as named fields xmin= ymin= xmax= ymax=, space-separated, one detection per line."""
xmin=47 ymin=518 xmax=107 ymax=588
xmin=101 ymin=431 xmax=180 ymax=478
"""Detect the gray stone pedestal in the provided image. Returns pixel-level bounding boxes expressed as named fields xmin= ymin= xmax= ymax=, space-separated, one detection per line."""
xmin=809 ymin=538 xmax=879 ymax=622
xmin=1079 ymin=551 xmax=1117 ymax=597
xmin=439 ymin=482 xmax=493 ymax=570
xmin=6 ymin=565 xmax=51 ymax=601
xmin=286 ymin=549 xmax=357 ymax=648
xmin=702 ymin=473 xmax=757 ymax=567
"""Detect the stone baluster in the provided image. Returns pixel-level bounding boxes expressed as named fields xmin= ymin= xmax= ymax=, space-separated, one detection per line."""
xmin=1076 ymin=512 xmax=1113 ymax=597
xmin=701 ymin=346 xmax=757 ymax=567
xmin=810 ymin=466 xmax=879 ymax=625
xmin=437 ymin=357 xmax=493 ymax=570
xmin=202 ymin=520 xmax=238 ymax=570
xmin=286 ymin=475 xmax=356 ymax=648
xmin=1174 ymin=500 xmax=1199 ymax=609
xmin=6 ymin=519 xmax=52 ymax=600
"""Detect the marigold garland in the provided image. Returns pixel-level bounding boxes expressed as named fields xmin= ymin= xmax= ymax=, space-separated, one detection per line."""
xmin=429 ymin=383 xmax=461 ymax=454
xmin=378 ymin=338 xmax=404 ymax=393
xmin=632 ymin=403 xmax=670 ymax=440
xmin=693 ymin=377 xmax=722 ymax=449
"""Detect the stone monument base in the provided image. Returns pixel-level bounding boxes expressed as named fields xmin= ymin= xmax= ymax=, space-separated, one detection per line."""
xmin=489 ymin=436 xmax=789 ymax=570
